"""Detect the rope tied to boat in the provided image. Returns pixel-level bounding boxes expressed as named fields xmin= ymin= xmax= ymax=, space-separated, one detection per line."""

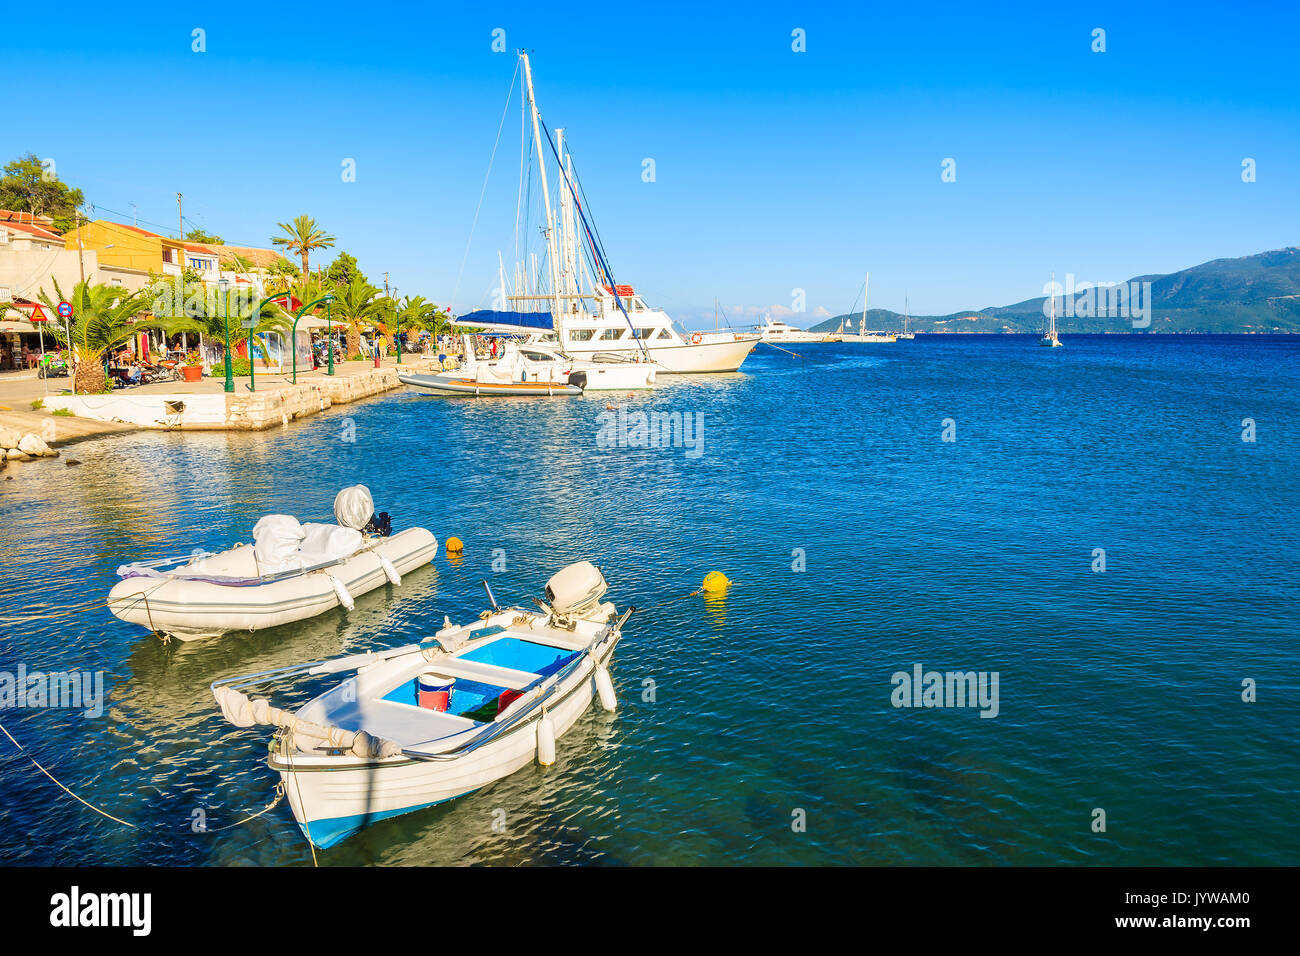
xmin=0 ymin=718 xmax=289 ymax=837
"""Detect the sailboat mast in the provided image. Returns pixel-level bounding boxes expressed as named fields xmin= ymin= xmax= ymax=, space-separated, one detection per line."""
xmin=1049 ymin=271 xmax=1057 ymax=336
xmin=521 ymin=52 xmax=563 ymax=333
xmin=555 ymin=128 xmax=572 ymax=298
xmin=862 ymin=272 xmax=870 ymax=332
xmin=567 ymin=154 xmax=579 ymax=296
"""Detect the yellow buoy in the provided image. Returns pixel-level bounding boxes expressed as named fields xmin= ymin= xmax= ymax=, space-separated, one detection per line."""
xmin=701 ymin=571 xmax=730 ymax=595
xmin=445 ymin=536 xmax=464 ymax=554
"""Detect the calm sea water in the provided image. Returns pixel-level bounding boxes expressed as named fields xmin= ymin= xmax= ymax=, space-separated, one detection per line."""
xmin=1 ymin=334 xmax=1297 ymax=866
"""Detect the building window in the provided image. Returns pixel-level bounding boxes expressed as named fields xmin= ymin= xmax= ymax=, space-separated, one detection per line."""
xmin=568 ymin=329 xmax=595 ymax=342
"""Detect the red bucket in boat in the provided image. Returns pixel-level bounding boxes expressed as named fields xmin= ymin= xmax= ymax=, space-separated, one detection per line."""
xmin=417 ymin=672 xmax=455 ymax=712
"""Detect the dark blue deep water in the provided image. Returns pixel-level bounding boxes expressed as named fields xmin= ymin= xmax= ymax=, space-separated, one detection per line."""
xmin=1 ymin=335 xmax=1297 ymax=865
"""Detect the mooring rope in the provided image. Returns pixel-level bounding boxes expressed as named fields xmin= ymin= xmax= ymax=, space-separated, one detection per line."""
xmin=0 ymin=718 xmax=285 ymax=837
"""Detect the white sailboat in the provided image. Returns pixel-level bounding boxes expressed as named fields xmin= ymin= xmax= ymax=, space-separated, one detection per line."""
xmin=841 ymin=273 xmax=897 ymax=343
xmin=455 ymin=53 xmax=760 ymax=374
xmin=1040 ymin=273 xmax=1063 ymax=348
xmin=896 ymin=296 xmax=915 ymax=339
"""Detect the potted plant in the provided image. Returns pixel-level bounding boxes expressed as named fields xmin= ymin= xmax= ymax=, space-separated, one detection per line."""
xmin=181 ymin=350 xmax=204 ymax=382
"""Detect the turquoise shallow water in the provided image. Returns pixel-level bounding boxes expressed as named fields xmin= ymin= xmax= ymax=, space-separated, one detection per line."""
xmin=1 ymin=334 xmax=1297 ymax=866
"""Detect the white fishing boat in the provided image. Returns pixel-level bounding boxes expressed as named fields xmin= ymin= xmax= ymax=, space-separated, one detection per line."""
xmin=841 ymin=273 xmax=897 ymax=343
xmin=211 ymin=561 xmax=630 ymax=849
xmin=107 ymin=487 xmax=437 ymax=640
xmin=1040 ymin=274 xmax=1063 ymax=347
xmin=454 ymin=53 xmax=760 ymax=375
xmin=400 ymin=333 xmax=652 ymax=396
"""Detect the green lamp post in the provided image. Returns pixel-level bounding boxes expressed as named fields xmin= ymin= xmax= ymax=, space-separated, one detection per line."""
xmin=326 ymin=299 xmax=334 ymax=376
xmin=393 ymin=290 xmax=402 ymax=365
xmin=219 ymin=278 xmax=234 ymax=393
xmin=291 ymin=294 xmax=335 ymax=384
xmin=245 ymin=292 xmax=291 ymax=393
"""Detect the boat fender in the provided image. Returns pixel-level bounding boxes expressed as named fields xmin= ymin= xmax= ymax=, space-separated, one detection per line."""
xmin=536 ymin=708 xmax=556 ymax=766
xmin=567 ymin=370 xmax=587 ymax=391
xmin=330 ymin=575 xmax=356 ymax=611
xmin=379 ymin=554 xmax=401 ymax=586
xmin=595 ymin=664 xmax=617 ymax=712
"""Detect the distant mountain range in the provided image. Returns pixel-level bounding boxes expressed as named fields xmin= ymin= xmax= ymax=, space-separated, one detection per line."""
xmin=809 ymin=247 xmax=1300 ymax=334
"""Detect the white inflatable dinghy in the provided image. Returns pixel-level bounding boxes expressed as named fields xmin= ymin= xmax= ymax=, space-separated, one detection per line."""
xmin=107 ymin=486 xmax=438 ymax=640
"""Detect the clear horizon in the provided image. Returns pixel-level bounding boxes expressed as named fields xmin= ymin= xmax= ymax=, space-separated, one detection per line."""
xmin=6 ymin=2 xmax=1297 ymax=328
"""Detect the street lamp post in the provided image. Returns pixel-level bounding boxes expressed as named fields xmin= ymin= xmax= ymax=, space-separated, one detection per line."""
xmin=326 ymin=300 xmax=334 ymax=376
xmin=393 ymin=290 xmax=402 ymax=365
xmin=246 ymin=293 xmax=289 ymax=393
xmin=219 ymin=278 xmax=233 ymax=393
xmin=292 ymin=294 xmax=335 ymax=384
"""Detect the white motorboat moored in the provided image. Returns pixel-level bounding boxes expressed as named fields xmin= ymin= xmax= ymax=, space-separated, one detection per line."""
xmin=211 ymin=561 xmax=630 ymax=848
xmin=758 ymin=315 xmax=833 ymax=344
xmin=108 ymin=487 xmax=437 ymax=640
xmin=400 ymin=334 xmax=653 ymax=395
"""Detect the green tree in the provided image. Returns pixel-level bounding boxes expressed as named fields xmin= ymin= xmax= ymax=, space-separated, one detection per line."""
xmin=222 ymin=252 xmax=255 ymax=274
xmin=392 ymin=295 xmax=448 ymax=342
xmin=0 ymin=153 xmax=85 ymax=230
xmin=328 ymin=274 xmax=383 ymax=358
xmin=271 ymin=215 xmax=335 ymax=281
xmin=36 ymin=279 xmax=182 ymax=393
xmin=184 ymin=228 xmax=223 ymax=244
xmin=325 ymin=251 xmax=365 ymax=287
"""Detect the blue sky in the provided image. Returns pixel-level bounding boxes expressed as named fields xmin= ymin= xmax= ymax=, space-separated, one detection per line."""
xmin=4 ymin=2 xmax=1297 ymax=326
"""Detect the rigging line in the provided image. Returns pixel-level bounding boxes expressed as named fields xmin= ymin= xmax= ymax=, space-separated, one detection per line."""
xmin=514 ymin=74 xmax=527 ymax=276
xmin=566 ymin=146 xmax=612 ymax=278
xmin=536 ymin=118 xmax=646 ymax=356
xmin=451 ymin=59 xmax=521 ymax=313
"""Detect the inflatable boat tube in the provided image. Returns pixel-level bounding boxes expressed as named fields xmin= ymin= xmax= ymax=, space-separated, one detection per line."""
xmin=107 ymin=527 xmax=438 ymax=640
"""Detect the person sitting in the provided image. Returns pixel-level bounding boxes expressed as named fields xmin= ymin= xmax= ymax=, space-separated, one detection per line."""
xmin=128 ymin=363 xmax=143 ymax=385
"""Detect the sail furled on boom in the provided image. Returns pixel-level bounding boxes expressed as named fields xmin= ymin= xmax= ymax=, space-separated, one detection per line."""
xmin=453 ymin=309 xmax=554 ymax=332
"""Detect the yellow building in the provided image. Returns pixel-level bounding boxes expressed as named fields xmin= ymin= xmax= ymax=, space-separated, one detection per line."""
xmin=64 ymin=220 xmax=187 ymax=276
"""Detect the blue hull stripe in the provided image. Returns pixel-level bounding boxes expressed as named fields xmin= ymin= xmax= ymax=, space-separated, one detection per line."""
xmin=301 ymin=790 xmax=477 ymax=849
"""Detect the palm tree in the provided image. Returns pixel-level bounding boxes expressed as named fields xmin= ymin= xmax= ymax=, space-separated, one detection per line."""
xmin=36 ymin=279 xmax=178 ymax=393
xmin=391 ymin=295 xmax=450 ymax=349
xmin=271 ymin=215 xmax=335 ymax=281
xmin=328 ymin=275 xmax=383 ymax=358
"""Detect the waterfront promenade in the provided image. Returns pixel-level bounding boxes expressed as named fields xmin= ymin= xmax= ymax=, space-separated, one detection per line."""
xmin=0 ymin=356 xmax=428 ymax=440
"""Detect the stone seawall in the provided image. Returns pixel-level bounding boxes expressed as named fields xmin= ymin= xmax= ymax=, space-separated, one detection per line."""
xmin=42 ymin=369 xmax=403 ymax=431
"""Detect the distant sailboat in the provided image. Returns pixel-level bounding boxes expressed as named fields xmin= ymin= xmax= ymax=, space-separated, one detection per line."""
xmin=842 ymin=272 xmax=897 ymax=343
xmin=1040 ymin=274 xmax=1063 ymax=348
xmin=897 ymin=295 xmax=915 ymax=340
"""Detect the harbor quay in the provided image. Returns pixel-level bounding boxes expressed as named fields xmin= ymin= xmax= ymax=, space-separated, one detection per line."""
xmin=0 ymin=356 xmax=419 ymax=438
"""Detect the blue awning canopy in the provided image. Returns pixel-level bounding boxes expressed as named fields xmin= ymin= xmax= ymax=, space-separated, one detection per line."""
xmin=452 ymin=310 xmax=554 ymax=332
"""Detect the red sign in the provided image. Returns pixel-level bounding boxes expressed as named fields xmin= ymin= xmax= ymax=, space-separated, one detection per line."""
xmin=57 ymin=300 xmax=73 ymax=318
xmin=28 ymin=304 xmax=49 ymax=323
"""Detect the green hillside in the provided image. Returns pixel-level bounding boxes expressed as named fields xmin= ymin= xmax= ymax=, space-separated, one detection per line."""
xmin=811 ymin=247 xmax=1300 ymax=334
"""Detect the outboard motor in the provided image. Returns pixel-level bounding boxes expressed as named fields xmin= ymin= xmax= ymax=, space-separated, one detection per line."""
xmin=545 ymin=561 xmax=612 ymax=622
xmin=335 ymin=486 xmax=393 ymax=537
xmin=567 ymin=370 xmax=588 ymax=391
